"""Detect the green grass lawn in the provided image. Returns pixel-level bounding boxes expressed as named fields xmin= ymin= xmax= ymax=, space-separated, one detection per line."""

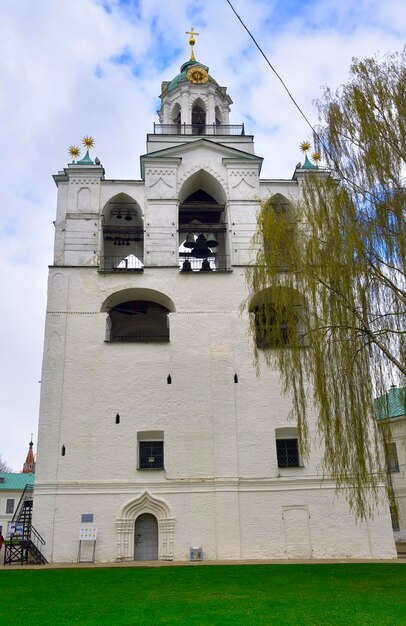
xmin=1 ymin=563 xmax=405 ymax=625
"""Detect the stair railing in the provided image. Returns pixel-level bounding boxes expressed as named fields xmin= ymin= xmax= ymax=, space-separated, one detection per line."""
xmin=12 ymin=483 xmax=33 ymax=522
xmin=28 ymin=524 xmax=46 ymax=550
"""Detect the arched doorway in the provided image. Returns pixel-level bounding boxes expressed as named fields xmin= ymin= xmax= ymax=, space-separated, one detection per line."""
xmin=135 ymin=513 xmax=158 ymax=560
xmin=116 ymin=490 xmax=175 ymax=561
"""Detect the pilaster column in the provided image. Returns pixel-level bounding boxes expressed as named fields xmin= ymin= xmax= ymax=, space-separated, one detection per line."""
xmin=207 ymin=89 xmax=215 ymax=125
xmin=159 ymin=518 xmax=175 ymax=560
xmin=116 ymin=519 xmax=134 ymax=561
xmin=162 ymin=101 xmax=170 ymax=124
xmin=181 ymin=87 xmax=190 ymax=125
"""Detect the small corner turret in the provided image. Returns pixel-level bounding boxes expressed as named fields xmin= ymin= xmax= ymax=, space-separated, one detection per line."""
xmin=293 ymin=140 xmax=327 ymax=180
xmin=52 ymin=135 xmax=105 ymax=267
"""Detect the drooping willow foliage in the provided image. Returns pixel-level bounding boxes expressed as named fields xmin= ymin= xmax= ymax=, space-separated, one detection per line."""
xmin=243 ymin=49 xmax=405 ymax=519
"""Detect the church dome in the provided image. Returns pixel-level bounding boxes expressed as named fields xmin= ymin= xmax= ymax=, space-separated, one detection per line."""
xmin=157 ymin=31 xmax=232 ymax=127
xmin=166 ymin=59 xmax=218 ymax=93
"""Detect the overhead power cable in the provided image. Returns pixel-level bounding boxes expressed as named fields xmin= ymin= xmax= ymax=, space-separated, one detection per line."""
xmin=225 ymin=0 xmax=318 ymax=140
xmin=225 ymin=0 xmax=390 ymax=207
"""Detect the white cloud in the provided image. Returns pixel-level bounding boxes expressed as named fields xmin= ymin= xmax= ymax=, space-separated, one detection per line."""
xmin=0 ymin=0 xmax=404 ymax=470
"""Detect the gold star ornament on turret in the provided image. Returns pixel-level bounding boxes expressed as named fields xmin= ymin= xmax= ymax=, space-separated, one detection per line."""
xmin=300 ymin=140 xmax=311 ymax=153
xmin=82 ymin=136 xmax=95 ymax=151
xmin=312 ymin=152 xmax=321 ymax=165
xmin=68 ymin=145 xmax=80 ymax=162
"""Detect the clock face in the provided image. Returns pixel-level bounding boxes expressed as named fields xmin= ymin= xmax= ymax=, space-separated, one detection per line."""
xmin=187 ymin=66 xmax=209 ymax=84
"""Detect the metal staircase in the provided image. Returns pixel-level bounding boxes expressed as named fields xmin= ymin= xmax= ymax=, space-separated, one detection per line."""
xmin=3 ymin=484 xmax=48 ymax=565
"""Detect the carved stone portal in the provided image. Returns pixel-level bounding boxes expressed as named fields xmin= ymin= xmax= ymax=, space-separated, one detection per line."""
xmin=116 ymin=491 xmax=175 ymax=561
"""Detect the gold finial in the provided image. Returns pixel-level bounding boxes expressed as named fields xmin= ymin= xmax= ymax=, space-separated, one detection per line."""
xmin=300 ymin=140 xmax=311 ymax=153
xmin=186 ymin=28 xmax=199 ymax=61
xmin=312 ymin=151 xmax=321 ymax=165
xmin=68 ymin=145 xmax=80 ymax=162
xmin=82 ymin=136 xmax=95 ymax=151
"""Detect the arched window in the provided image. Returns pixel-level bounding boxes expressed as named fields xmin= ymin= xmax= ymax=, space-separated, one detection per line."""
xmin=263 ymin=194 xmax=295 ymax=272
xmin=253 ymin=303 xmax=291 ymax=348
xmin=215 ymin=106 xmax=223 ymax=127
xmin=178 ymin=171 xmax=228 ymax=272
xmin=171 ymin=104 xmax=181 ymax=133
xmin=101 ymin=194 xmax=144 ymax=272
xmin=106 ymin=300 xmax=170 ymax=342
xmin=192 ymin=102 xmax=206 ymax=135
xmin=250 ymin=287 xmax=306 ymax=349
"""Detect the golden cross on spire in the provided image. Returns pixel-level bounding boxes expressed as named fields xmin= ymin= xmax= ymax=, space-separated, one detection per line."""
xmin=186 ymin=28 xmax=199 ymax=61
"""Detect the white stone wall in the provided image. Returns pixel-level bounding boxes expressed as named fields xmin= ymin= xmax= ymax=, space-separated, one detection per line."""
xmin=33 ymin=482 xmax=395 ymax=563
xmin=387 ymin=416 xmax=406 ymax=530
xmin=34 ymin=124 xmax=397 ymax=563
xmin=33 ymin=263 xmax=397 ymax=562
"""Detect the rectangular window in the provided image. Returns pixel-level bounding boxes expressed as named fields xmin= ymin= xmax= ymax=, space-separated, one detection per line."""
xmin=139 ymin=441 xmax=164 ymax=469
xmin=386 ymin=442 xmax=400 ymax=473
xmin=276 ymin=439 xmax=300 ymax=467
xmin=6 ymin=499 xmax=14 ymax=514
xmin=390 ymin=506 xmax=400 ymax=531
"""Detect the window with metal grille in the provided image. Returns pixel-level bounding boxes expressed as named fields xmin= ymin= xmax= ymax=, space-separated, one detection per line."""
xmin=139 ymin=441 xmax=164 ymax=469
xmin=106 ymin=300 xmax=170 ymax=343
xmin=276 ymin=439 xmax=300 ymax=467
xmin=6 ymin=499 xmax=15 ymax=514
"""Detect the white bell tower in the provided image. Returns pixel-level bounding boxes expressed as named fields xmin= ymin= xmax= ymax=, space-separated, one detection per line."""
xmin=32 ymin=29 xmax=397 ymax=565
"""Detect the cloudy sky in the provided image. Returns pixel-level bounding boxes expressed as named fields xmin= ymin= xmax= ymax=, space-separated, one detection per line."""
xmin=0 ymin=0 xmax=404 ymax=471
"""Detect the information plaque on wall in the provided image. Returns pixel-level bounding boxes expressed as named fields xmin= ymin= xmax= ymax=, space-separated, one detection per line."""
xmin=79 ymin=527 xmax=98 ymax=541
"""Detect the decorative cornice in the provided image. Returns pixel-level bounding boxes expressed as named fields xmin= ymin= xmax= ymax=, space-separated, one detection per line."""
xmin=32 ymin=475 xmax=375 ymax=496
xmin=69 ymin=178 xmax=99 ymax=186
xmin=46 ymin=311 xmax=99 ymax=315
xmin=229 ymin=170 xmax=258 ymax=177
xmin=146 ymin=168 xmax=177 ymax=177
